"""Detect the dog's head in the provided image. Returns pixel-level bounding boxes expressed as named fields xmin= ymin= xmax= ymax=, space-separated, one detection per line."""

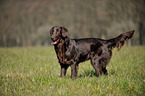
xmin=50 ymin=26 xmax=68 ymax=44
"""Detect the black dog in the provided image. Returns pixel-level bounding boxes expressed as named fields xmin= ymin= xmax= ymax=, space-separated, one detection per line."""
xmin=50 ymin=26 xmax=134 ymax=78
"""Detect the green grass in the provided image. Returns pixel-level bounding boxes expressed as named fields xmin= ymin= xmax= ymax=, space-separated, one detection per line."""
xmin=0 ymin=46 xmax=145 ymax=96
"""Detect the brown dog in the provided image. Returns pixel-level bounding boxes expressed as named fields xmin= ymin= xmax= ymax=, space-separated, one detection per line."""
xmin=50 ymin=26 xmax=134 ymax=78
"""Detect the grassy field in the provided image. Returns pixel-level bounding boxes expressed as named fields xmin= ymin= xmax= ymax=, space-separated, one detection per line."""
xmin=0 ymin=46 xmax=145 ymax=96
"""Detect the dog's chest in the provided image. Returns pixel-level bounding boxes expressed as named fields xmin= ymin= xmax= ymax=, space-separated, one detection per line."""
xmin=64 ymin=41 xmax=77 ymax=60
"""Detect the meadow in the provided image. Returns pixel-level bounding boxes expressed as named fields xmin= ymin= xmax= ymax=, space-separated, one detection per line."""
xmin=0 ymin=46 xmax=144 ymax=96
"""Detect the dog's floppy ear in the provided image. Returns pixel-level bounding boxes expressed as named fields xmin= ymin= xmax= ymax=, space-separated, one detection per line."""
xmin=61 ymin=26 xmax=68 ymax=37
xmin=50 ymin=27 xmax=54 ymax=36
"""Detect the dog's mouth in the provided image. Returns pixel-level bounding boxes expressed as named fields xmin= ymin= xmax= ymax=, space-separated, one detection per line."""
xmin=51 ymin=39 xmax=59 ymax=45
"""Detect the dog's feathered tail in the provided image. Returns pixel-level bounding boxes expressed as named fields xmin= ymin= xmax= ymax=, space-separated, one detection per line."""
xmin=107 ymin=30 xmax=134 ymax=50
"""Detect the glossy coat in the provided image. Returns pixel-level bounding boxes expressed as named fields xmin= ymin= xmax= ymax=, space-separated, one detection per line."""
xmin=50 ymin=26 xmax=134 ymax=78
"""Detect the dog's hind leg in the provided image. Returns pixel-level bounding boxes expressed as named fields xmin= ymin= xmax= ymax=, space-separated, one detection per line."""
xmin=102 ymin=67 xmax=108 ymax=75
xmin=90 ymin=57 xmax=101 ymax=76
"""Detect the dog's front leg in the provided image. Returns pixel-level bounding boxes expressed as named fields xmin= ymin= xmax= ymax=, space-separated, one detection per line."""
xmin=71 ymin=63 xmax=78 ymax=78
xmin=60 ymin=64 xmax=69 ymax=77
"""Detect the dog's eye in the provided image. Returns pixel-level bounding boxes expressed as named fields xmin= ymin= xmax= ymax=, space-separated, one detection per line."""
xmin=57 ymin=31 xmax=59 ymax=34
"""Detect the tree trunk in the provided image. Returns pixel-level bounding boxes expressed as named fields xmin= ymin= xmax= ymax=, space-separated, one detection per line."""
xmin=128 ymin=39 xmax=131 ymax=46
xmin=139 ymin=22 xmax=144 ymax=45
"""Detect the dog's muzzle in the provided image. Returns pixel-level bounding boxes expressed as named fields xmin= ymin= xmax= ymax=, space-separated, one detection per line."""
xmin=51 ymin=39 xmax=59 ymax=45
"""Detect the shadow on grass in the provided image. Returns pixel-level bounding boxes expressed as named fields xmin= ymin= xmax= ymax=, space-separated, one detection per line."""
xmin=79 ymin=70 xmax=115 ymax=78
xmin=79 ymin=70 xmax=96 ymax=78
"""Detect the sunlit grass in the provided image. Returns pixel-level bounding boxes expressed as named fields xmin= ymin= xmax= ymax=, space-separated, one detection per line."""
xmin=0 ymin=46 xmax=144 ymax=95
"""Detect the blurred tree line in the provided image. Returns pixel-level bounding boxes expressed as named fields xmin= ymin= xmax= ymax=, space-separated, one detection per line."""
xmin=0 ymin=0 xmax=145 ymax=47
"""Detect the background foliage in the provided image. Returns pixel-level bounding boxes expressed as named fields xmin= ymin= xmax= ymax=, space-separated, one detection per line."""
xmin=0 ymin=0 xmax=145 ymax=47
